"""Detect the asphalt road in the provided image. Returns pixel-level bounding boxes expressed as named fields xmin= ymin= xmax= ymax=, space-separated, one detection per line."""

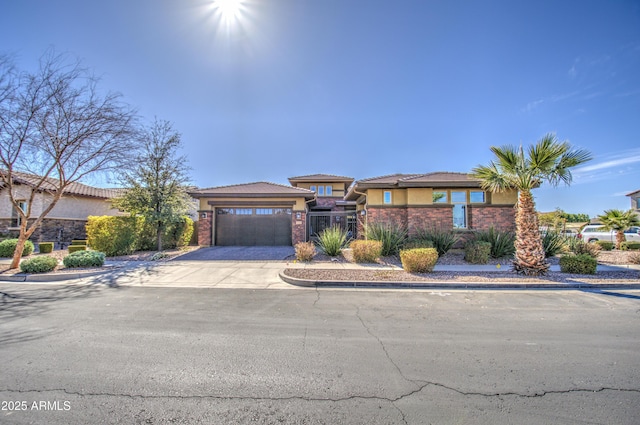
xmin=0 ymin=283 xmax=639 ymax=424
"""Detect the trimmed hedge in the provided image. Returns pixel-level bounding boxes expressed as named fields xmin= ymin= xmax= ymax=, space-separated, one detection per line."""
xmin=621 ymin=242 xmax=640 ymax=251
xmin=464 ymin=241 xmax=491 ymax=264
xmin=68 ymin=245 xmax=87 ymax=253
xmin=71 ymin=239 xmax=88 ymax=246
xmin=86 ymin=215 xmax=195 ymax=257
xmin=38 ymin=242 xmax=54 ymax=254
xmin=559 ymin=254 xmax=597 ymax=274
xmin=350 ymin=240 xmax=383 ymax=263
xmin=0 ymin=239 xmax=34 ymax=257
xmin=595 ymin=241 xmax=614 ymax=251
xmin=19 ymin=256 xmax=58 ymax=273
xmin=63 ymin=250 xmax=105 ymax=268
xmin=400 ymin=248 xmax=439 ymax=273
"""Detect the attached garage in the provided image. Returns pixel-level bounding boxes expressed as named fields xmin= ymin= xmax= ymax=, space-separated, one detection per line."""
xmin=189 ymin=182 xmax=315 ymax=247
xmin=215 ymin=208 xmax=292 ymax=246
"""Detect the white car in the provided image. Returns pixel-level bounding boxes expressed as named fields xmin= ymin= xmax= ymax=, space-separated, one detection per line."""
xmin=578 ymin=225 xmax=640 ymax=243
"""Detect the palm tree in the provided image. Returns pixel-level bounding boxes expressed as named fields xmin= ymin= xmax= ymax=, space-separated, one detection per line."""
xmin=597 ymin=209 xmax=640 ymax=250
xmin=472 ymin=134 xmax=592 ymax=276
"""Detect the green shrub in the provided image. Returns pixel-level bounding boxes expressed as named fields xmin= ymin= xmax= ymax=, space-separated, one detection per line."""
xmin=413 ymin=225 xmax=460 ymax=257
xmin=86 ymin=216 xmax=143 ymax=257
xmin=559 ymin=254 xmax=597 ymax=274
xmin=68 ymin=245 xmax=87 ymax=253
xmin=71 ymin=239 xmax=88 ymax=246
xmin=473 ymin=227 xmax=515 ymax=258
xmin=402 ymin=238 xmax=434 ymax=250
xmin=364 ymin=222 xmax=407 ymax=256
xmin=0 ymin=239 xmax=34 ymax=257
xmin=19 ymin=256 xmax=58 ymax=273
xmin=621 ymin=242 xmax=640 ymax=251
xmin=63 ymin=250 xmax=105 ymax=268
xmin=161 ymin=216 xmax=195 ymax=249
xmin=400 ymin=248 xmax=439 ymax=273
xmin=38 ymin=242 xmax=54 ymax=254
xmin=566 ymin=238 xmax=600 ymax=258
xmin=595 ymin=240 xmax=614 ymax=251
xmin=350 ymin=240 xmax=383 ymax=263
xmin=542 ymin=231 xmax=566 ymax=257
xmin=464 ymin=241 xmax=492 ymax=264
xmin=294 ymin=241 xmax=316 ymax=262
xmin=316 ymin=226 xmax=348 ymax=257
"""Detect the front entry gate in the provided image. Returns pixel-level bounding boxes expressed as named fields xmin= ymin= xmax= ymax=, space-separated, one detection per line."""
xmin=307 ymin=211 xmax=358 ymax=241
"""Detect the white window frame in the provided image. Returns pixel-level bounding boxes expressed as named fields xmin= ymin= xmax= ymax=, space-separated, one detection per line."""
xmin=383 ymin=191 xmax=392 ymax=204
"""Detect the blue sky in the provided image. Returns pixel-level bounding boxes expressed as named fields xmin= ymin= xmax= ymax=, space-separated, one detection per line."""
xmin=1 ymin=0 xmax=639 ymax=218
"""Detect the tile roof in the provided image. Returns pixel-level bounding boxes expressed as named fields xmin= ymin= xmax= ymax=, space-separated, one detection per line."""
xmin=1 ymin=170 xmax=123 ymax=199
xmin=189 ymin=181 xmax=315 ymax=198
xmin=288 ymin=174 xmax=354 ymax=183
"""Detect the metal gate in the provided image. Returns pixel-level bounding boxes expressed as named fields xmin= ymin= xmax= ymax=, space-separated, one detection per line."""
xmin=307 ymin=211 xmax=358 ymax=241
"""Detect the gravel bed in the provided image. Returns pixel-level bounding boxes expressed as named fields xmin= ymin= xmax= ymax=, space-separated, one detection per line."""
xmin=284 ymin=268 xmax=640 ymax=284
xmin=294 ymin=249 xmax=640 ymax=284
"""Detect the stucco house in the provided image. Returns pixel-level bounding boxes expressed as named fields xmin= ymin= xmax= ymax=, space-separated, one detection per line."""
xmin=0 ymin=171 xmax=124 ymax=244
xmin=191 ymin=172 xmax=517 ymax=247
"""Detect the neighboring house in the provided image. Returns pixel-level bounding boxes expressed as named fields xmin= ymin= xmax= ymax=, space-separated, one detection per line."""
xmin=0 ymin=171 xmax=124 ymax=244
xmin=191 ymin=172 xmax=518 ymax=247
xmin=627 ymin=190 xmax=640 ymax=217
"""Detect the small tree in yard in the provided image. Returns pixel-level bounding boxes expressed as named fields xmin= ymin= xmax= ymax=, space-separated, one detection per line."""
xmin=112 ymin=119 xmax=192 ymax=252
xmin=598 ymin=209 xmax=640 ymax=250
xmin=472 ymin=134 xmax=591 ymax=276
xmin=0 ymin=50 xmax=137 ymax=269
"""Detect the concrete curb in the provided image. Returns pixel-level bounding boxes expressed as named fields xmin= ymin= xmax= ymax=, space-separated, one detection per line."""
xmin=0 ymin=263 xmax=129 ymax=283
xmin=278 ymin=271 xmax=640 ymax=290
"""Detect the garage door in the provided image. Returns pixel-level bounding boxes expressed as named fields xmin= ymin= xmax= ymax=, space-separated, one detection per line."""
xmin=216 ymin=208 xmax=292 ymax=246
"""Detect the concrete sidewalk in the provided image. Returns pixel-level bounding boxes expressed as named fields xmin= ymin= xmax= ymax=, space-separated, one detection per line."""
xmin=1 ymin=258 xmax=639 ymax=289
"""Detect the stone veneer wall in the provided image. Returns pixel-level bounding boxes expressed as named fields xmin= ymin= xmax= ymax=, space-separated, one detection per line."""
xmin=407 ymin=206 xmax=454 ymax=237
xmin=364 ymin=205 xmax=515 ymax=242
xmin=197 ymin=212 xmax=213 ymax=246
xmin=467 ymin=205 xmax=516 ymax=231
xmin=0 ymin=218 xmax=89 ymax=244
xmin=292 ymin=211 xmax=306 ymax=245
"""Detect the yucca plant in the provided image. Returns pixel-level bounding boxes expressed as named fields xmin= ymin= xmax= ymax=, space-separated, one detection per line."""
xmin=316 ymin=226 xmax=348 ymax=257
xmin=473 ymin=227 xmax=515 ymax=258
xmin=541 ymin=231 xmax=567 ymax=258
xmin=364 ymin=222 xmax=407 ymax=256
xmin=413 ymin=225 xmax=459 ymax=257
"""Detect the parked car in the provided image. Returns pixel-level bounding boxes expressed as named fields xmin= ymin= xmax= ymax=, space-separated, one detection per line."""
xmin=578 ymin=225 xmax=640 ymax=243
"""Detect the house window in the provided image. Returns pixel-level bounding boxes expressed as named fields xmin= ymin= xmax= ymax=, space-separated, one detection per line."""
xmin=235 ymin=208 xmax=253 ymax=215
xmin=11 ymin=200 xmax=27 ymax=227
xmin=451 ymin=191 xmax=467 ymax=229
xmin=256 ymin=208 xmax=273 ymax=215
xmin=310 ymin=185 xmax=316 ymax=192
xmin=383 ymin=191 xmax=392 ymax=204
xmin=433 ymin=191 xmax=447 ymax=203
xmin=326 ymin=186 xmax=333 ymax=196
xmin=470 ymin=191 xmax=485 ymax=203
xmin=318 ymin=186 xmax=324 ymax=196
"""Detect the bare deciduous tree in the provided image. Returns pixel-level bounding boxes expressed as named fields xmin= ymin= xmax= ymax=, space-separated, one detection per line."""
xmin=0 ymin=50 xmax=138 ymax=269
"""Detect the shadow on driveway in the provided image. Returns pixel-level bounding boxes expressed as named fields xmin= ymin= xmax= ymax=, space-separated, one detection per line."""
xmin=176 ymin=246 xmax=296 ymax=261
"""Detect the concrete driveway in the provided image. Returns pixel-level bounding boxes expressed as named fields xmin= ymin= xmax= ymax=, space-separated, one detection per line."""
xmin=176 ymin=246 xmax=295 ymax=261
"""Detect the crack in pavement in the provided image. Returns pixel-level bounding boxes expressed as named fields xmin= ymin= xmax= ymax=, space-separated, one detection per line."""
xmin=1 ymin=386 xmax=638 ymax=403
xmin=355 ymin=306 xmax=420 ymax=390
xmin=312 ymin=285 xmax=320 ymax=308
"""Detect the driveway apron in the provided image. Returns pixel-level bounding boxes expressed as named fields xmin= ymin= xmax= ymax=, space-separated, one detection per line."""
xmin=176 ymin=246 xmax=295 ymax=261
